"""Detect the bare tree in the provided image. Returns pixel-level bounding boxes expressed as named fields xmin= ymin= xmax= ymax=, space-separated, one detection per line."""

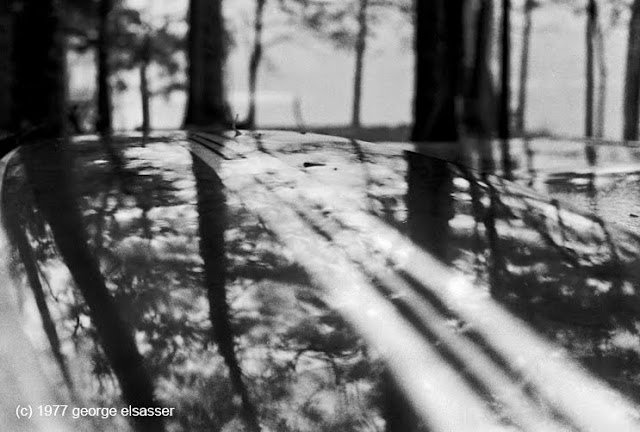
xmin=624 ymin=0 xmax=640 ymax=140
xmin=185 ymin=0 xmax=232 ymax=129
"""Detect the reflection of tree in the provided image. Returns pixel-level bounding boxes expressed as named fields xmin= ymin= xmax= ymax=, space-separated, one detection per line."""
xmin=20 ymin=132 xmax=640 ymax=427
xmin=522 ymin=137 xmax=535 ymax=187
xmin=405 ymin=151 xmax=452 ymax=262
xmin=3 ymin=199 xmax=74 ymax=392
xmin=453 ymin=161 xmax=640 ymax=401
xmin=350 ymin=139 xmax=377 ymax=214
xmin=500 ymin=140 xmax=513 ymax=180
xmin=483 ymin=176 xmax=507 ymax=298
xmin=401 ymin=151 xmax=456 ymax=431
xmin=192 ymin=155 xmax=261 ymax=432
xmin=75 ymin=142 xmax=234 ymax=429
xmin=457 ymin=162 xmax=507 ymax=298
xmin=20 ymin=143 xmax=164 ymax=432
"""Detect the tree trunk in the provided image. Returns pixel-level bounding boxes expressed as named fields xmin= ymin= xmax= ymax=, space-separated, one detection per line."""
xmin=595 ymin=20 xmax=607 ymax=138
xmin=192 ymin=156 xmax=261 ymax=432
xmin=139 ymin=64 xmax=150 ymax=134
xmin=96 ymin=0 xmax=113 ymax=135
xmin=352 ymin=0 xmax=369 ymax=129
xmin=585 ymin=0 xmax=597 ymax=138
xmin=411 ymin=0 xmax=464 ymax=142
xmin=10 ymin=0 xmax=66 ymax=138
xmin=0 ymin=0 xmax=11 ymax=133
xmin=184 ymin=0 xmax=232 ymax=129
xmin=623 ymin=0 xmax=640 ymax=141
xmin=139 ymin=34 xmax=151 ymax=135
xmin=498 ymin=0 xmax=511 ymax=140
xmin=246 ymin=0 xmax=266 ymax=129
xmin=21 ymin=145 xmax=164 ymax=432
xmin=465 ymin=0 xmax=495 ymax=138
xmin=515 ymin=0 xmax=533 ymax=136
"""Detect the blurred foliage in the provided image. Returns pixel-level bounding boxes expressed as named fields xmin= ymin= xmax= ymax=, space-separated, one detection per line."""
xmin=277 ymin=0 xmax=412 ymax=50
xmin=63 ymin=0 xmax=185 ymax=99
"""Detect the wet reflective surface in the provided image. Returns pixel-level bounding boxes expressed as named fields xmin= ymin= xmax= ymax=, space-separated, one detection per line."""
xmin=3 ymin=131 xmax=640 ymax=431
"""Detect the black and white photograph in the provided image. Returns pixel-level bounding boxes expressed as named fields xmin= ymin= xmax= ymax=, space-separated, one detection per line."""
xmin=3 ymin=0 xmax=640 ymax=431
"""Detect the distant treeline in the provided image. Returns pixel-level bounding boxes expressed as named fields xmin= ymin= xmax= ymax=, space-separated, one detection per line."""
xmin=1 ymin=0 xmax=640 ymax=144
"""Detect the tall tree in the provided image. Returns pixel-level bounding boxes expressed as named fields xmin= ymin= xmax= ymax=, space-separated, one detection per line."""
xmin=241 ymin=0 xmax=299 ymax=129
xmin=281 ymin=0 xmax=371 ymax=129
xmin=246 ymin=0 xmax=267 ymax=129
xmin=594 ymin=13 xmax=607 ymax=138
xmin=585 ymin=0 xmax=598 ymax=138
xmin=96 ymin=0 xmax=113 ymax=135
xmin=624 ymin=0 xmax=640 ymax=140
xmin=411 ymin=0 xmax=465 ymax=142
xmin=110 ymin=10 xmax=184 ymax=134
xmin=11 ymin=0 xmax=66 ymax=138
xmin=21 ymin=145 xmax=164 ymax=432
xmin=139 ymin=31 xmax=151 ymax=134
xmin=499 ymin=1 xmax=514 ymax=177
xmin=515 ymin=0 xmax=535 ymax=136
xmin=498 ymin=0 xmax=511 ymax=140
xmin=63 ymin=1 xmax=184 ymax=134
xmin=465 ymin=0 xmax=496 ymax=138
xmin=280 ymin=0 xmax=411 ymax=131
xmin=352 ymin=0 xmax=369 ymax=129
xmin=586 ymin=0 xmax=625 ymax=138
xmin=184 ymin=0 xmax=232 ymax=129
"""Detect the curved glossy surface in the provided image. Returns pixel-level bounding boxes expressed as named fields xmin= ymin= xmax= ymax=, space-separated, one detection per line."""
xmin=2 ymin=131 xmax=640 ymax=431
